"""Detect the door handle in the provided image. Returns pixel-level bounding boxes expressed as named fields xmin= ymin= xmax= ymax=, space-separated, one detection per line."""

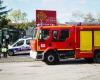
xmin=49 ymin=43 xmax=52 ymax=46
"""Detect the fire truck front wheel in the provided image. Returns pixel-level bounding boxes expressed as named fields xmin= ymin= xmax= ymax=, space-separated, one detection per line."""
xmin=44 ymin=51 xmax=59 ymax=65
xmin=94 ymin=51 xmax=100 ymax=63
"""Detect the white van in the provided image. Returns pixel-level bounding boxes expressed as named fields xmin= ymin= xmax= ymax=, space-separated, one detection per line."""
xmin=8 ymin=37 xmax=32 ymax=56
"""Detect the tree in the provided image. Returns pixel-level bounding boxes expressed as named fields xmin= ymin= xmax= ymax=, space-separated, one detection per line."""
xmin=83 ymin=13 xmax=95 ymax=22
xmin=9 ymin=9 xmax=27 ymax=23
xmin=8 ymin=9 xmax=29 ymax=30
xmin=96 ymin=13 xmax=100 ymax=22
xmin=71 ymin=11 xmax=84 ymax=22
xmin=0 ymin=15 xmax=10 ymax=27
xmin=71 ymin=11 xmax=96 ymax=22
xmin=0 ymin=0 xmax=11 ymax=28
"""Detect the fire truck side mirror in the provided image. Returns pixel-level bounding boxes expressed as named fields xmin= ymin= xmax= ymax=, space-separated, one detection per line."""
xmin=39 ymin=31 xmax=42 ymax=40
xmin=39 ymin=31 xmax=44 ymax=42
xmin=40 ymin=35 xmax=42 ymax=40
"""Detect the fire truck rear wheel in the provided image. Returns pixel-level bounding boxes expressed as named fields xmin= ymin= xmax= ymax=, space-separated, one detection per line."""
xmin=8 ymin=50 xmax=14 ymax=56
xmin=84 ymin=58 xmax=93 ymax=63
xmin=44 ymin=51 xmax=59 ymax=65
xmin=94 ymin=52 xmax=100 ymax=63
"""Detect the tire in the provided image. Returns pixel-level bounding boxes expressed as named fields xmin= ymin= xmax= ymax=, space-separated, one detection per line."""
xmin=94 ymin=52 xmax=100 ymax=63
xmin=44 ymin=51 xmax=59 ymax=65
xmin=8 ymin=50 xmax=14 ymax=56
xmin=84 ymin=58 xmax=93 ymax=63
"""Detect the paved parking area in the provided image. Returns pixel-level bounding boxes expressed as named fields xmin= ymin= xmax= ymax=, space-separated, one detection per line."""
xmin=0 ymin=54 xmax=33 ymax=63
xmin=0 ymin=59 xmax=100 ymax=80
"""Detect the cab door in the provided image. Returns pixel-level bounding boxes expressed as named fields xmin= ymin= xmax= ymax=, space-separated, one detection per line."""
xmin=37 ymin=29 xmax=51 ymax=51
xmin=51 ymin=28 xmax=75 ymax=50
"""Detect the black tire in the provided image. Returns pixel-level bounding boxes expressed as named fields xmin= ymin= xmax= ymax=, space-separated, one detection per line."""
xmin=94 ymin=52 xmax=100 ymax=63
xmin=8 ymin=50 xmax=14 ymax=56
xmin=44 ymin=51 xmax=59 ymax=65
xmin=84 ymin=58 xmax=93 ymax=63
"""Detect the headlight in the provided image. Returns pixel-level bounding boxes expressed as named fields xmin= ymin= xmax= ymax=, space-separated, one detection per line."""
xmin=8 ymin=45 xmax=12 ymax=49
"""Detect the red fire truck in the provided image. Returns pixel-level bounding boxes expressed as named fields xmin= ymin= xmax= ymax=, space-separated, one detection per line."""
xmin=30 ymin=25 xmax=100 ymax=65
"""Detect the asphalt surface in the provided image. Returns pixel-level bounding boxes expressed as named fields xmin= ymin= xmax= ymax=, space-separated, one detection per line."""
xmin=0 ymin=54 xmax=33 ymax=63
xmin=0 ymin=55 xmax=100 ymax=80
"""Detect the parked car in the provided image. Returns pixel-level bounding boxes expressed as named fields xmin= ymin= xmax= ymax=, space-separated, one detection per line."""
xmin=8 ymin=37 xmax=32 ymax=56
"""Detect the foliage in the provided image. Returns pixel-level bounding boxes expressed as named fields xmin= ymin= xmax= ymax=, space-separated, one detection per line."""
xmin=71 ymin=11 xmax=96 ymax=22
xmin=96 ymin=13 xmax=100 ymax=22
xmin=83 ymin=13 xmax=95 ymax=22
xmin=16 ymin=23 xmax=27 ymax=30
xmin=0 ymin=0 xmax=11 ymax=28
xmin=71 ymin=11 xmax=84 ymax=22
xmin=8 ymin=9 xmax=31 ymax=30
xmin=0 ymin=16 xmax=10 ymax=27
xmin=9 ymin=9 xmax=27 ymax=23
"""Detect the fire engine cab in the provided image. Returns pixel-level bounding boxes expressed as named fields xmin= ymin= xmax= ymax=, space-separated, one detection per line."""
xmin=30 ymin=25 xmax=100 ymax=65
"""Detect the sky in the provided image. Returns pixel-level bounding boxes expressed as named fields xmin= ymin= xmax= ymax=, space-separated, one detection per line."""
xmin=3 ymin=0 xmax=100 ymax=23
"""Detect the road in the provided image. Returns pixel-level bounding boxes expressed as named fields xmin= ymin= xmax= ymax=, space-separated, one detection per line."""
xmin=0 ymin=54 xmax=33 ymax=63
xmin=0 ymin=60 xmax=100 ymax=80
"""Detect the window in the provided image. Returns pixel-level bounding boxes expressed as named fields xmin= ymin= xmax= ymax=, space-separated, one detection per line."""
xmin=32 ymin=29 xmax=37 ymax=39
xmin=14 ymin=40 xmax=24 ymax=47
xmin=26 ymin=39 xmax=31 ymax=45
xmin=52 ymin=30 xmax=58 ymax=41
xmin=0 ymin=31 xmax=2 ymax=37
xmin=40 ymin=29 xmax=50 ymax=40
xmin=59 ymin=29 xmax=69 ymax=41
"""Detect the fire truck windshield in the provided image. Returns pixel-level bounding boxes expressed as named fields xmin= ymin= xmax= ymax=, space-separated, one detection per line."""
xmin=39 ymin=29 xmax=50 ymax=41
xmin=32 ymin=29 xmax=37 ymax=40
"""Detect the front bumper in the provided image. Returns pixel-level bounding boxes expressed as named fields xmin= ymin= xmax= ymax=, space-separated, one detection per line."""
xmin=30 ymin=50 xmax=43 ymax=60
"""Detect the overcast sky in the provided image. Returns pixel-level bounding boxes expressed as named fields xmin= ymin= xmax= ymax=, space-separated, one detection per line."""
xmin=3 ymin=0 xmax=100 ymax=23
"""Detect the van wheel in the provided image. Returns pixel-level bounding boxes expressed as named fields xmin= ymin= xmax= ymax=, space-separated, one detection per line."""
xmin=8 ymin=50 xmax=14 ymax=56
xmin=94 ymin=52 xmax=100 ymax=63
xmin=44 ymin=51 xmax=59 ymax=65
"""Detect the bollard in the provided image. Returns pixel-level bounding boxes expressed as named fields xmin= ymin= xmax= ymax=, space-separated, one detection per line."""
xmin=0 ymin=52 xmax=1 ymax=58
xmin=1 ymin=47 xmax=7 ymax=58
xmin=1 ymin=39 xmax=8 ymax=58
